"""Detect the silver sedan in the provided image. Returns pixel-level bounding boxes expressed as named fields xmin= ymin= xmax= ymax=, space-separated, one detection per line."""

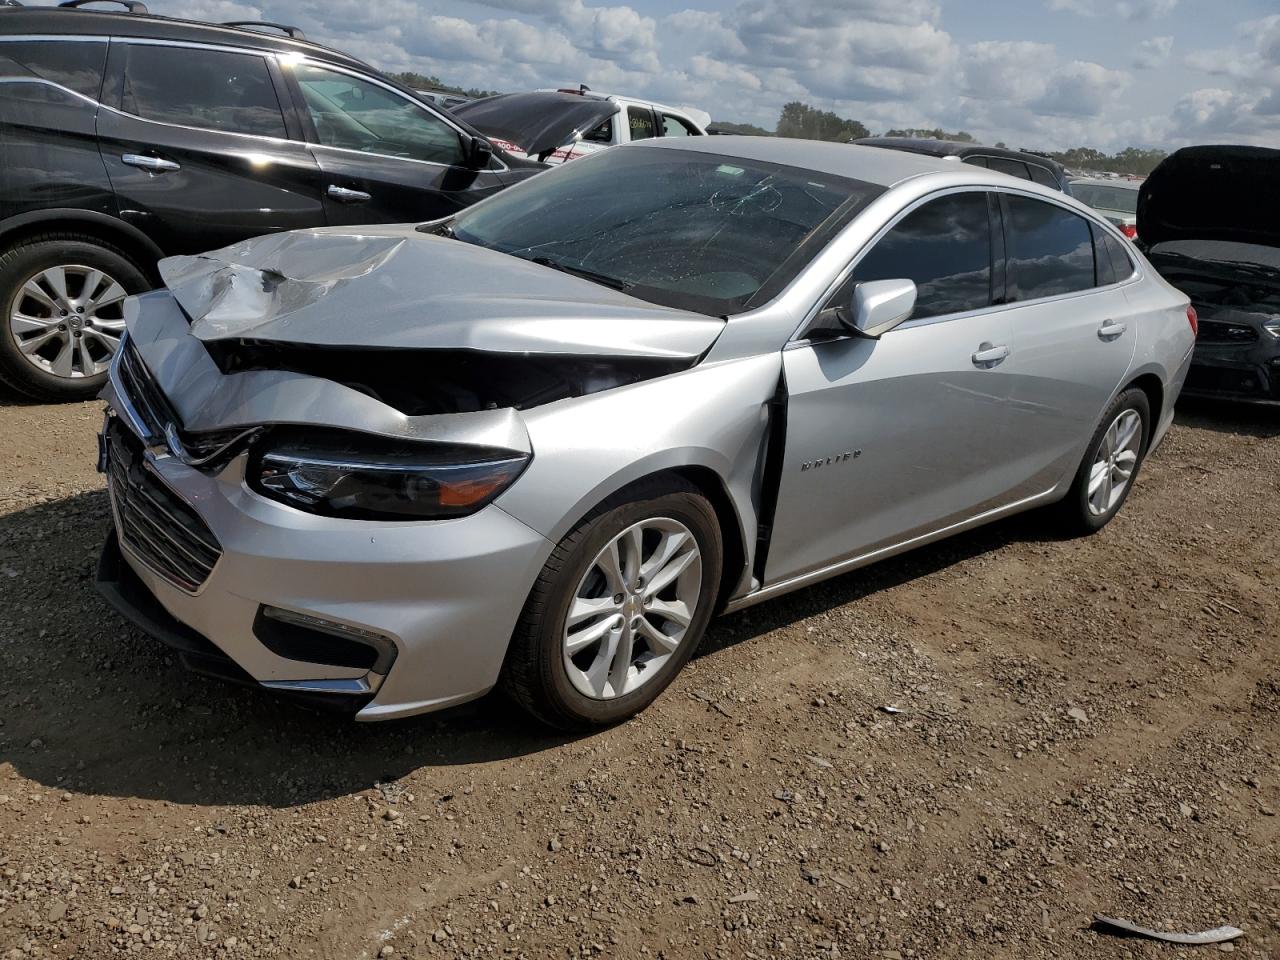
xmin=96 ymin=137 xmax=1195 ymax=728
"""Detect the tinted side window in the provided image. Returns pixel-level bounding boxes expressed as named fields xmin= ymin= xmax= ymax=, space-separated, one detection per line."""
xmin=962 ymin=156 xmax=990 ymax=169
xmin=1 ymin=40 xmax=106 ymax=101
xmin=627 ymin=106 xmax=657 ymax=141
xmin=849 ymin=192 xmax=993 ymax=319
xmin=1027 ymin=164 xmax=1060 ymax=189
xmin=582 ymin=118 xmax=613 ymax=144
xmin=987 ymin=157 xmax=1033 ymax=181
xmin=294 ymin=64 xmax=464 ymax=165
xmin=1103 ymin=232 xmax=1135 ymax=281
xmin=122 ymin=45 xmax=285 ymax=138
xmin=1005 ymin=195 xmax=1096 ymax=301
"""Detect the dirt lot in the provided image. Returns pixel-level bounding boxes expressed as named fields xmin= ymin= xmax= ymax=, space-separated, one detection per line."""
xmin=0 ymin=394 xmax=1277 ymax=960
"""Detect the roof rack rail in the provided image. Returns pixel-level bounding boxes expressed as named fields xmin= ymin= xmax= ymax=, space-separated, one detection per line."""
xmin=58 ymin=0 xmax=150 ymax=12
xmin=221 ymin=20 xmax=307 ymax=40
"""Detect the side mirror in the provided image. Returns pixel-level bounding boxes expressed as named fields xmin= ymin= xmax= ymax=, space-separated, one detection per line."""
xmin=465 ymin=135 xmax=494 ymax=169
xmin=845 ymin=278 xmax=917 ymax=339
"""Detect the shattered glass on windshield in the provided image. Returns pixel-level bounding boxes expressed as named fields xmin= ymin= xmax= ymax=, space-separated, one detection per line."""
xmin=448 ymin=148 xmax=883 ymax=316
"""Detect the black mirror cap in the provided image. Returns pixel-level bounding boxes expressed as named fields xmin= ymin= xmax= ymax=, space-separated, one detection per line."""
xmin=466 ymin=135 xmax=495 ymax=169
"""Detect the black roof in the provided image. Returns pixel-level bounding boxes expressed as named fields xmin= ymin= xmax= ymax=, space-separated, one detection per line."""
xmin=0 ymin=7 xmax=369 ymax=72
xmin=854 ymin=137 xmax=1066 ymax=174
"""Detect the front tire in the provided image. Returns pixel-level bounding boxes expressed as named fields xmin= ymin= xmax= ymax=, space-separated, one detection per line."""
xmin=1056 ymin=387 xmax=1151 ymax=535
xmin=502 ymin=477 xmax=723 ymax=730
xmin=0 ymin=234 xmax=150 ymax=401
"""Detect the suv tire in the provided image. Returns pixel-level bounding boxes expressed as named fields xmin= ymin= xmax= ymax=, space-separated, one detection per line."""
xmin=0 ymin=234 xmax=150 ymax=401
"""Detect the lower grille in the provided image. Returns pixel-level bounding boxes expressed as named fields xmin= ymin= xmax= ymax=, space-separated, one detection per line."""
xmin=106 ymin=422 xmax=222 ymax=593
xmin=1185 ymin=364 xmax=1267 ymax=398
xmin=1197 ymin=320 xmax=1259 ymax=344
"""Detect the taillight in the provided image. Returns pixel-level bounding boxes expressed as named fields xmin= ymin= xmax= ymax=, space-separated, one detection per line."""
xmin=1187 ymin=305 xmax=1198 ymax=337
xmin=1120 ymin=223 xmax=1138 ymax=240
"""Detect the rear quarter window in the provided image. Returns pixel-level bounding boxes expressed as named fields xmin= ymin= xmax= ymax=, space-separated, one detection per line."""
xmin=1027 ymin=164 xmax=1060 ymax=190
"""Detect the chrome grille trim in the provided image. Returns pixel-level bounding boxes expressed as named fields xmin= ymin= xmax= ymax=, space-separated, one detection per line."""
xmin=106 ymin=423 xmax=222 ymax=594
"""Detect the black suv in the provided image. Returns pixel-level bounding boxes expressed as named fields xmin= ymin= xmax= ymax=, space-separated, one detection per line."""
xmin=0 ymin=1 xmax=540 ymax=400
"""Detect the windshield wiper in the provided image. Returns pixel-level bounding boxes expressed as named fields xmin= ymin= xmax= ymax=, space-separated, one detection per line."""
xmin=528 ymin=256 xmax=631 ymax=291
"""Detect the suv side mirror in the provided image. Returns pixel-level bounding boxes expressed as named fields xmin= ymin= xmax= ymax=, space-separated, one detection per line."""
xmin=465 ymin=135 xmax=494 ymax=169
xmin=844 ymin=278 xmax=917 ymax=338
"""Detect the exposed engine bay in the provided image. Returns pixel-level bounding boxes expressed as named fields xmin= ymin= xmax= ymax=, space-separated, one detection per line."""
xmin=202 ymin=339 xmax=692 ymax=416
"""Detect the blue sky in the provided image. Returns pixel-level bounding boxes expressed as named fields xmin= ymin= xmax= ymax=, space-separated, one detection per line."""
xmin=157 ymin=0 xmax=1279 ymax=150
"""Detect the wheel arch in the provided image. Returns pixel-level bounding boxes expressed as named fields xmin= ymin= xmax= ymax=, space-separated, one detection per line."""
xmin=519 ymin=451 xmax=755 ymax=615
xmin=0 ymin=209 xmax=164 ymax=284
xmin=1122 ymin=369 xmax=1165 ymax=442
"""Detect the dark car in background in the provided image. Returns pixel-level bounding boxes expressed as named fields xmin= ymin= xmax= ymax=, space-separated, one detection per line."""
xmin=0 ymin=1 xmax=539 ymax=400
xmin=1140 ymin=145 xmax=1280 ymax=406
xmin=854 ymin=137 xmax=1072 ymax=194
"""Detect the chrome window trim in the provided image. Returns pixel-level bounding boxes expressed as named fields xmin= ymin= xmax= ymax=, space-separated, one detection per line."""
xmin=0 ymin=34 xmax=110 ymax=43
xmin=790 ymin=183 xmax=1141 ymax=344
xmin=284 ymin=57 xmax=509 ymax=173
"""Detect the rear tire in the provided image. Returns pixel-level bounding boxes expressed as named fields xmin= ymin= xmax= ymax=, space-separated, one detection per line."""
xmin=0 ymin=234 xmax=150 ymax=402
xmin=502 ymin=477 xmax=723 ymax=730
xmin=1055 ymin=387 xmax=1151 ymax=535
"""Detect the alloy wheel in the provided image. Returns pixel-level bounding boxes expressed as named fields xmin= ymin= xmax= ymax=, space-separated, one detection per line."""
xmin=1087 ymin=408 xmax=1142 ymax=516
xmin=7 ymin=264 xmax=128 ymax=379
xmin=563 ymin=517 xmax=703 ymax=700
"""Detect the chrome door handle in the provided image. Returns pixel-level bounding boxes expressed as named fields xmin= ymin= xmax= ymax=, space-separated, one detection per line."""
xmin=121 ymin=153 xmax=180 ymax=173
xmin=327 ymin=184 xmax=372 ymax=203
xmin=971 ymin=342 xmax=1010 ymax=368
xmin=1098 ymin=319 xmax=1127 ymax=341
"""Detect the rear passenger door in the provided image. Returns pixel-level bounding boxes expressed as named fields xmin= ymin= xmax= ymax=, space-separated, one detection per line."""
xmin=284 ymin=61 xmax=509 ymax=224
xmin=998 ymin=193 xmax=1137 ymax=494
xmin=97 ymin=41 xmax=327 ymax=255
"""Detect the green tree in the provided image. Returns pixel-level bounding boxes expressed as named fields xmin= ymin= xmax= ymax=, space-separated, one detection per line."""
xmin=388 ymin=72 xmax=500 ymax=100
xmin=708 ymin=120 xmax=774 ymax=136
xmin=883 ymin=128 xmax=977 ymax=143
xmin=776 ymin=101 xmax=870 ymax=142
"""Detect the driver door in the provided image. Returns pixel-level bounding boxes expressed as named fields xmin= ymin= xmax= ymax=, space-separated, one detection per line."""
xmin=765 ymin=191 xmax=1020 ymax=585
xmin=284 ymin=61 xmax=509 ymax=224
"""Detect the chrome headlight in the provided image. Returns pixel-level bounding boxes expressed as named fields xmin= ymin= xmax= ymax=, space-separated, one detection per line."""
xmin=248 ymin=429 xmax=528 ymax=520
xmin=1263 ymin=318 xmax=1280 ymax=339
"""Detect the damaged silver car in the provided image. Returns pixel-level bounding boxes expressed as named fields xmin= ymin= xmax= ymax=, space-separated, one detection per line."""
xmin=96 ymin=138 xmax=1196 ymax=728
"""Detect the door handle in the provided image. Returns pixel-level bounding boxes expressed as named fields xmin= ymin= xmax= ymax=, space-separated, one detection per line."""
xmin=327 ymin=184 xmax=372 ymax=204
xmin=971 ymin=342 xmax=1010 ymax=368
xmin=121 ymin=153 xmax=180 ymax=174
xmin=1097 ymin=319 xmax=1127 ymax=341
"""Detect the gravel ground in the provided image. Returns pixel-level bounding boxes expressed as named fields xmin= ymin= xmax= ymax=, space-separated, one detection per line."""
xmin=0 ymin=394 xmax=1277 ymax=960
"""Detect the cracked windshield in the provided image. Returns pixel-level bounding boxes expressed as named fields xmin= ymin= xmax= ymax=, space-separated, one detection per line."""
xmin=450 ymin=148 xmax=882 ymax=315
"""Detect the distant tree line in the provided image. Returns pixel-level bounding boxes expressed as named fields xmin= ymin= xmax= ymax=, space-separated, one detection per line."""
xmin=388 ymin=71 xmax=499 ymax=99
xmin=711 ymin=103 xmax=1169 ymax=176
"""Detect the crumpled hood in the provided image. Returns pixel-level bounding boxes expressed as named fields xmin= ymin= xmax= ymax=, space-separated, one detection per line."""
xmin=1139 ymin=145 xmax=1280 ymax=249
xmin=452 ymin=92 xmax=617 ymax=159
xmin=157 ymin=225 xmax=724 ymax=360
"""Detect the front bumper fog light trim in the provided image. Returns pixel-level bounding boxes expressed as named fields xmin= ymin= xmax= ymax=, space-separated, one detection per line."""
xmin=261 ymin=676 xmax=379 ymax=695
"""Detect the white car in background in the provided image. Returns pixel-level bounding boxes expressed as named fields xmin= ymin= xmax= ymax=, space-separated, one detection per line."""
xmin=453 ymin=87 xmax=709 ymax=165
xmin=1070 ymin=177 xmax=1141 ymax=240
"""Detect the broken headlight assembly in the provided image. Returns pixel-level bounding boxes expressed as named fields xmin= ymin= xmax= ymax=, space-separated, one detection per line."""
xmin=247 ymin=428 xmax=529 ymax=520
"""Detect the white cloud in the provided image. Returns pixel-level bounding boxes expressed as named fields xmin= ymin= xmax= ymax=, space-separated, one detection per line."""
xmin=1047 ymin=0 xmax=1178 ymax=21
xmin=1136 ymin=36 xmax=1173 ymax=69
xmin=119 ymin=0 xmax=1274 ymax=150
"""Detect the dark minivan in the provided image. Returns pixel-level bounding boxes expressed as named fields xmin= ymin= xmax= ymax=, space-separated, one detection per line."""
xmin=0 ymin=1 xmax=540 ymax=399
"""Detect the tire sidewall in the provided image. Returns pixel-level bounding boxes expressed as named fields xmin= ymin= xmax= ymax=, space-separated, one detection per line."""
xmin=536 ymin=490 xmax=722 ymax=725
xmin=0 ymin=239 xmax=148 ymax=399
xmin=1072 ymin=388 xmax=1151 ymax=531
